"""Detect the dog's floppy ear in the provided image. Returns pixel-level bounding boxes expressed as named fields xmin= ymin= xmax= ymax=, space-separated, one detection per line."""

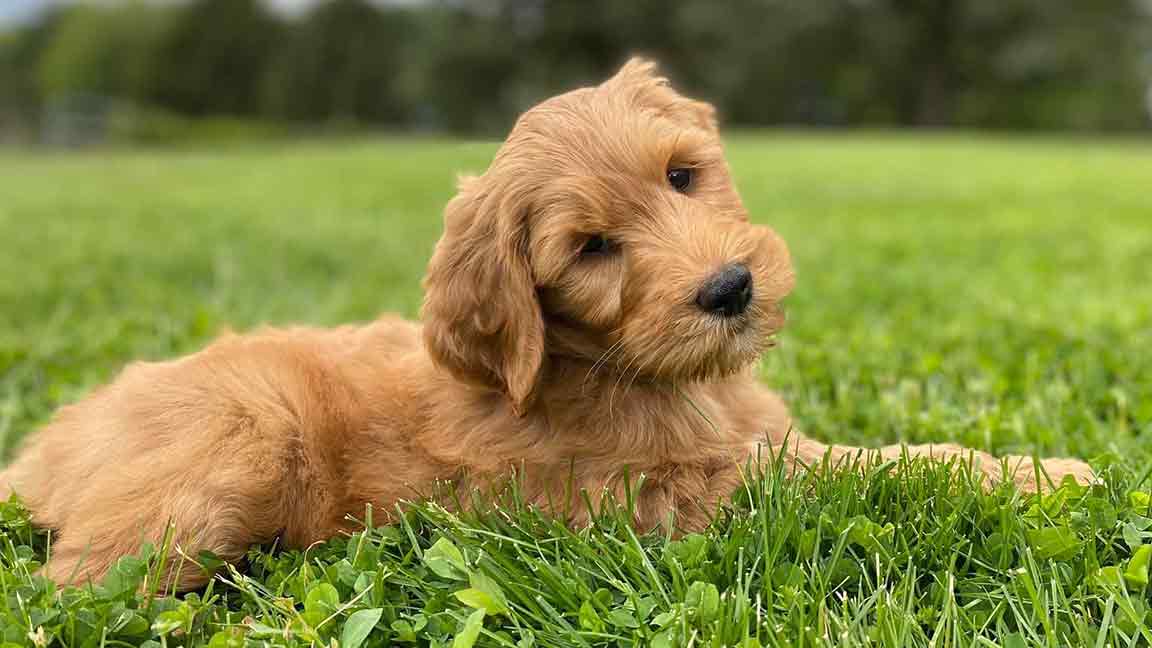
xmin=421 ymin=174 xmax=545 ymax=416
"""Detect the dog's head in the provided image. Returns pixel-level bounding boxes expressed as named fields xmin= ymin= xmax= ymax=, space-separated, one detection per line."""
xmin=422 ymin=58 xmax=795 ymax=414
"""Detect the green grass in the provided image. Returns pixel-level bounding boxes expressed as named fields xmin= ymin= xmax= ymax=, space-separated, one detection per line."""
xmin=1 ymin=133 xmax=1150 ymax=646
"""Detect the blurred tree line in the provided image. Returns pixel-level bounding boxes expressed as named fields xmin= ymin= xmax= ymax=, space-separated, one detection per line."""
xmin=1 ymin=0 xmax=1149 ymax=143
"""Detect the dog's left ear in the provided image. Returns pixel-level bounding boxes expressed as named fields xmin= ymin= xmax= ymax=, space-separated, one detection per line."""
xmin=604 ymin=56 xmax=718 ymax=132
xmin=421 ymin=174 xmax=545 ymax=416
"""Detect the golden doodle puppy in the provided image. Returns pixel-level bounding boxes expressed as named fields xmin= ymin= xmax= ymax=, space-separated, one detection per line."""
xmin=1 ymin=59 xmax=1093 ymax=591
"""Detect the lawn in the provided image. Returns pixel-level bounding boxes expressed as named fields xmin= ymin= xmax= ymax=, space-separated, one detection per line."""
xmin=0 ymin=133 xmax=1150 ymax=646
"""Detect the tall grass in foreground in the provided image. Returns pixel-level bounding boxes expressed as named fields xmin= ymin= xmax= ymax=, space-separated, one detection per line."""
xmin=3 ymin=451 xmax=1151 ymax=647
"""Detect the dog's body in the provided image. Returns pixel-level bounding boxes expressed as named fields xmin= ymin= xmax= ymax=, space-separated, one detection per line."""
xmin=0 ymin=60 xmax=1093 ymax=591
xmin=0 ymin=317 xmax=794 ymax=589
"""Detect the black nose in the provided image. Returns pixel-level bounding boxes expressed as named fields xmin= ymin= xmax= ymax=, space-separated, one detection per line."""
xmin=696 ymin=263 xmax=753 ymax=317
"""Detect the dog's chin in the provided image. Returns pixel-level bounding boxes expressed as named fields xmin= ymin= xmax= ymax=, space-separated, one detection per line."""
xmin=708 ymin=327 xmax=774 ymax=376
xmin=685 ymin=303 xmax=787 ymax=380
xmin=611 ymin=309 xmax=781 ymax=385
xmin=657 ymin=344 xmax=764 ymax=385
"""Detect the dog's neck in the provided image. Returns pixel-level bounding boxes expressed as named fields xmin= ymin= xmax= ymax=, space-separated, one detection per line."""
xmin=421 ymin=351 xmax=759 ymax=472
xmin=542 ymin=353 xmax=680 ymax=398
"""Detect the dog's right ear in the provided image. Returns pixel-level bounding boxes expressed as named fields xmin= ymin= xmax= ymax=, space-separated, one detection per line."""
xmin=607 ymin=57 xmax=665 ymax=87
xmin=604 ymin=56 xmax=718 ymax=133
xmin=421 ymin=174 xmax=545 ymax=416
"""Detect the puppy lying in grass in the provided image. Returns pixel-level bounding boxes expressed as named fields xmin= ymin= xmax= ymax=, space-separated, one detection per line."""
xmin=0 ymin=59 xmax=1093 ymax=591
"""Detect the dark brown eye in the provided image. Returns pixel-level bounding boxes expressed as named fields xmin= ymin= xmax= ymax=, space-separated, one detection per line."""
xmin=580 ymin=234 xmax=610 ymax=256
xmin=667 ymin=167 xmax=693 ymax=192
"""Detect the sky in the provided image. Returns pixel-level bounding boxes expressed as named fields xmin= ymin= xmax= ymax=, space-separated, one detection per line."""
xmin=0 ymin=0 xmax=420 ymax=27
xmin=0 ymin=0 xmax=47 ymax=26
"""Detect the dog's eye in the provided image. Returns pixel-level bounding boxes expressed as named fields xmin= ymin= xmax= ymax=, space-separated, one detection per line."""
xmin=580 ymin=235 xmax=611 ymax=256
xmin=667 ymin=167 xmax=693 ymax=193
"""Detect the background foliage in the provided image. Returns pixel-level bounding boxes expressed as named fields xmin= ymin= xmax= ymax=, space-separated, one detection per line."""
xmin=1 ymin=0 xmax=1151 ymax=143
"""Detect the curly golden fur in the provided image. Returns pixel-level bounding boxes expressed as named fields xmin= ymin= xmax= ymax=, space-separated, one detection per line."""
xmin=0 ymin=59 xmax=1093 ymax=591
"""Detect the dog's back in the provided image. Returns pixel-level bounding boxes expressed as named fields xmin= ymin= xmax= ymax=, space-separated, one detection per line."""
xmin=0 ymin=315 xmax=424 ymax=589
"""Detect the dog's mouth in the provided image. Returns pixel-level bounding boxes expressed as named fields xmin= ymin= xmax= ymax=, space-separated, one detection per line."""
xmin=640 ymin=301 xmax=786 ymax=383
xmin=724 ymin=299 xmax=785 ymax=337
xmin=563 ymin=294 xmax=787 ymax=384
xmin=717 ymin=299 xmax=786 ymax=357
xmin=720 ymin=310 xmax=759 ymax=334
